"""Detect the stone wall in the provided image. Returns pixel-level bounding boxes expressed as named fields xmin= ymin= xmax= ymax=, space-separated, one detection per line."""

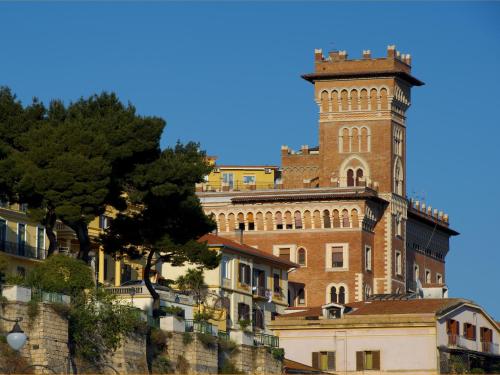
xmin=0 ymin=301 xmax=69 ymax=373
xmin=108 ymin=334 xmax=148 ymax=374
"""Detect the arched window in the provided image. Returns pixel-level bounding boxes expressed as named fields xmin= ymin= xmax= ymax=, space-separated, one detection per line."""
xmin=351 ymin=209 xmax=359 ymax=228
xmin=347 ymin=169 xmax=354 ymax=187
xmin=341 ymin=90 xmax=349 ymax=111
xmin=285 ymin=211 xmax=293 ymax=230
xmin=342 ymin=209 xmax=350 ymax=228
xmin=237 ymin=213 xmax=245 ymax=231
xmin=246 ymin=212 xmax=254 ymax=230
xmin=313 ymin=210 xmax=321 ymax=229
xmin=303 ymin=210 xmax=312 ymax=229
xmin=297 ymin=248 xmax=306 ymax=266
xmin=330 ymin=287 xmax=337 ymax=303
xmin=356 ymin=169 xmax=364 ymax=186
xmin=321 ymin=90 xmax=329 ymax=113
xmin=265 ymin=211 xmax=273 ymax=231
xmin=351 ymin=127 xmax=359 ymax=152
xmin=294 ymin=211 xmax=303 ymax=229
xmin=218 ymin=213 xmax=227 ymax=232
xmin=370 ymin=88 xmax=378 ymax=111
xmin=351 ymin=89 xmax=359 ymax=110
xmin=256 ymin=212 xmax=264 ymax=231
xmin=360 ymin=89 xmax=368 ymax=110
xmin=323 ymin=210 xmax=331 ymax=228
xmin=227 ymin=213 xmax=236 ymax=231
xmin=332 ymin=210 xmax=340 ymax=228
xmin=331 ymin=91 xmax=339 ymax=112
xmin=297 ymin=288 xmax=305 ymax=306
xmin=339 ymin=286 xmax=346 ymax=304
xmin=275 ymin=212 xmax=283 ymax=230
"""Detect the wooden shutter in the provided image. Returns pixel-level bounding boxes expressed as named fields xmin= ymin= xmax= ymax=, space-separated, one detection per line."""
xmin=312 ymin=352 xmax=319 ymax=369
xmin=327 ymin=352 xmax=336 ymax=370
xmin=356 ymin=351 xmax=364 ymax=371
xmin=372 ymin=351 xmax=380 ymax=370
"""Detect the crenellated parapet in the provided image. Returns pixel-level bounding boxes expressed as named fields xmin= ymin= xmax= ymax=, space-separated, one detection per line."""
xmin=408 ymin=198 xmax=450 ymax=225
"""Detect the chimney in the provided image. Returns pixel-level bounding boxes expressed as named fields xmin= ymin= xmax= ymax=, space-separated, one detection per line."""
xmin=339 ymin=50 xmax=348 ymax=61
xmin=315 ymin=48 xmax=324 ymax=62
xmin=387 ymin=44 xmax=396 ymax=58
xmin=363 ymin=50 xmax=371 ymax=59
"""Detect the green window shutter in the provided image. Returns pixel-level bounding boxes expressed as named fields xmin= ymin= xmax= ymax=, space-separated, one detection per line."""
xmin=373 ymin=351 xmax=380 ymax=370
xmin=327 ymin=352 xmax=336 ymax=370
xmin=356 ymin=351 xmax=364 ymax=371
xmin=312 ymin=352 xmax=319 ymax=369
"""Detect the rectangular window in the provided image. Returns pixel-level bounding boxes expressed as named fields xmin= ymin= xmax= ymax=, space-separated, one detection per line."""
xmin=37 ymin=226 xmax=45 ymax=255
xmin=0 ymin=219 xmax=6 ymax=249
xmin=425 ymin=269 xmax=431 ymax=284
xmin=365 ymin=246 xmax=372 ymax=271
xmin=436 ymin=273 xmax=443 ymax=284
xmin=273 ymin=273 xmax=280 ymax=294
xmin=17 ymin=223 xmax=26 ymax=255
xmin=312 ymin=352 xmax=336 ymax=371
xmin=243 ymin=175 xmax=256 ymax=185
xmin=237 ymin=302 xmax=250 ymax=321
xmin=356 ymin=351 xmax=380 ymax=371
xmin=222 ymin=173 xmax=234 ymax=189
xmin=463 ymin=323 xmax=476 ymax=340
xmin=278 ymin=248 xmax=290 ymax=261
xmin=332 ymin=247 xmax=344 ymax=268
xmin=238 ymin=263 xmax=250 ymax=285
xmin=395 ymin=251 xmax=402 ymax=275
xmin=221 ymin=258 xmax=231 ymax=279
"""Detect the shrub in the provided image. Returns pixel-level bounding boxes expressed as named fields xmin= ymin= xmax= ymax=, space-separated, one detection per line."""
xmin=218 ymin=338 xmax=238 ymax=353
xmin=219 ymin=359 xmax=244 ymax=374
xmin=238 ymin=319 xmax=251 ymax=332
xmin=197 ymin=332 xmax=217 ymax=348
xmin=152 ymin=355 xmax=171 ymax=374
xmin=271 ymin=348 xmax=285 ymax=361
xmin=176 ymin=354 xmax=190 ymax=373
xmin=183 ymin=332 xmax=193 ymax=345
xmin=194 ymin=310 xmax=213 ymax=322
xmin=470 ymin=368 xmax=485 ymax=374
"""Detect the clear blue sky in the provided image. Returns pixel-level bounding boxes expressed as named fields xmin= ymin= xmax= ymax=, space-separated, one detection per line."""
xmin=1 ymin=2 xmax=499 ymax=317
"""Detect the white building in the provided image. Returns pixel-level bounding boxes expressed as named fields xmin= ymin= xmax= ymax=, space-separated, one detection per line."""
xmin=270 ymin=298 xmax=500 ymax=374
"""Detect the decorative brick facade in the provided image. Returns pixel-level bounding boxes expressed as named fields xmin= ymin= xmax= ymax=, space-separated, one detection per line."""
xmin=199 ymin=45 xmax=458 ymax=308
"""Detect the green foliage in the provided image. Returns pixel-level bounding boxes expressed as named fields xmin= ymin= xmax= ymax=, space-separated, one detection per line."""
xmin=25 ymin=254 xmax=93 ymax=296
xmin=161 ymin=305 xmax=184 ymax=317
xmin=176 ymin=268 xmax=209 ymax=305
xmin=218 ymin=338 xmax=239 ymax=353
xmin=183 ymin=332 xmax=194 ymax=345
xmin=271 ymin=348 xmax=285 ymax=361
xmin=5 ymin=273 xmax=25 ymax=285
xmin=176 ymin=354 xmax=190 ymax=374
xmin=27 ymin=298 xmax=40 ymax=322
xmin=470 ymin=368 xmax=485 ymax=374
xmin=150 ymin=328 xmax=168 ymax=349
xmin=152 ymin=355 xmax=172 ymax=374
xmin=219 ymin=359 xmax=244 ymax=374
xmin=197 ymin=332 xmax=217 ymax=348
xmin=50 ymin=302 xmax=72 ymax=319
xmin=194 ymin=310 xmax=214 ymax=322
xmin=238 ymin=319 xmax=252 ymax=332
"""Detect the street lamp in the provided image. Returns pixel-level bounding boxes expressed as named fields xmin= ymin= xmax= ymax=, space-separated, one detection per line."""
xmin=1 ymin=316 xmax=27 ymax=351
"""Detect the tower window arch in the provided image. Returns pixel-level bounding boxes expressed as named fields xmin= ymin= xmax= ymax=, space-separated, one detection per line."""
xmin=330 ymin=286 xmax=337 ymax=303
xmin=356 ymin=168 xmax=364 ymax=186
xmin=347 ymin=169 xmax=354 ymax=186
xmin=339 ymin=286 xmax=346 ymax=304
xmin=297 ymin=248 xmax=306 ymax=266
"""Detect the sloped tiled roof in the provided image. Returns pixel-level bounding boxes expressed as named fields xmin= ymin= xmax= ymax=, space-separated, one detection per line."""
xmin=283 ymin=358 xmax=328 ymax=374
xmin=198 ymin=233 xmax=298 ymax=268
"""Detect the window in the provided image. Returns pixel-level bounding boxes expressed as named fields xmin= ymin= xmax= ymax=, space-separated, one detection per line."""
xmin=347 ymin=169 xmax=354 ymax=187
xmin=323 ymin=210 xmax=331 ymax=228
xmin=17 ymin=223 xmax=26 ymax=255
xmin=332 ymin=247 xmax=344 ymax=268
xmin=275 ymin=212 xmax=283 ymax=230
xmin=356 ymin=351 xmax=380 ymax=371
xmin=99 ymin=215 xmax=111 ymax=229
xmin=253 ymin=269 xmax=266 ymax=295
xmin=243 ymin=175 xmax=256 ymax=185
xmin=436 ymin=273 xmax=442 ymax=284
xmin=297 ymin=288 xmax=305 ymax=305
xmin=356 ymin=169 xmax=364 ymax=186
xmin=237 ymin=303 xmax=250 ymax=321
xmin=342 ymin=209 xmax=350 ymax=227
xmin=222 ymin=173 xmax=234 ymax=189
xmin=480 ymin=327 xmax=493 ymax=343
xmin=414 ymin=264 xmax=419 ymax=281
xmin=238 ymin=263 xmax=251 ymax=285
xmin=278 ymin=248 xmax=290 ymax=261
xmin=221 ymin=258 xmax=231 ymax=279
xmin=395 ymin=251 xmax=402 ymax=276
xmin=425 ymin=269 xmax=431 ymax=284
xmin=37 ymin=226 xmax=45 ymax=256
xmin=365 ymin=246 xmax=372 ymax=271
xmin=297 ymin=248 xmax=306 ymax=266
xmin=330 ymin=287 xmax=337 ymax=303
xmin=338 ymin=286 xmax=346 ymax=304
xmin=447 ymin=319 xmax=460 ymax=336
xmin=253 ymin=309 xmax=264 ymax=330
xmin=0 ymin=219 xmax=6 ymax=248
xmin=273 ymin=274 xmax=280 ymax=294
xmin=463 ymin=323 xmax=476 ymax=340
xmin=121 ymin=264 xmax=132 ymax=283
xmin=312 ymin=352 xmax=336 ymax=371
xmin=395 ymin=213 xmax=402 ymax=237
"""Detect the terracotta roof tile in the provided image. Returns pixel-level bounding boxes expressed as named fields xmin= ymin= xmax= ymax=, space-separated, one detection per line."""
xmin=198 ymin=233 xmax=298 ymax=268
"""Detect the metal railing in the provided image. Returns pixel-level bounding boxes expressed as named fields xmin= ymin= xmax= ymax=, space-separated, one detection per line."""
xmin=253 ymin=332 xmax=279 ymax=348
xmin=197 ymin=182 xmax=280 ymax=193
xmin=31 ymin=289 xmax=66 ymax=304
xmin=185 ymin=319 xmax=214 ymax=335
xmin=0 ymin=240 xmax=46 ymax=260
xmin=218 ymin=330 xmax=230 ymax=341
xmin=481 ymin=341 xmax=499 ymax=354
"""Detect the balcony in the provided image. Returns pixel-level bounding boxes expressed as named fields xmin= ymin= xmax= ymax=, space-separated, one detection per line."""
xmin=252 ymin=286 xmax=268 ymax=299
xmin=481 ymin=341 xmax=500 ymax=355
xmin=253 ymin=332 xmax=279 ymax=348
xmin=197 ymin=182 xmax=279 ymax=193
xmin=185 ymin=319 xmax=216 ymax=336
xmin=0 ymin=240 xmax=46 ymax=260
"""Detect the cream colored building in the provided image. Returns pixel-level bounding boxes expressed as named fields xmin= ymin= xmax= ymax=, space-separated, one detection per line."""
xmin=270 ymin=299 xmax=500 ymax=374
xmin=0 ymin=201 xmax=48 ymax=277
xmin=162 ymin=233 xmax=296 ymax=334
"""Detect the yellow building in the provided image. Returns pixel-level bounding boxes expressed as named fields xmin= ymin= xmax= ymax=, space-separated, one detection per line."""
xmin=0 ymin=201 xmax=48 ymax=277
xmin=198 ymin=157 xmax=280 ymax=192
xmin=162 ymin=233 xmax=297 ymax=334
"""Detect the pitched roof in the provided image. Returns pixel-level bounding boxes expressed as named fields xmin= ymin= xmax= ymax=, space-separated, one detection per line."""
xmin=283 ymin=358 xmax=328 ymax=374
xmin=280 ymin=299 xmax=466 ymax=319
xmin=198 ymin=233 xmax=298 ymax=268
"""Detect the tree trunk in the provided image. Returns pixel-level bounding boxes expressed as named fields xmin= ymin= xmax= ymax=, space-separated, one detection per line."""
xmin=44 ymin=208 xmax=58 ymax=257
xmin=144 ymin=249 xmax=161 ymax=318
xmin=69 ymin=221 xmax=91 ymax=264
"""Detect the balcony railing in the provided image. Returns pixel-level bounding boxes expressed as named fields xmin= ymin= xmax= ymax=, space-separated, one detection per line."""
xmin=252 ymin=286 xmax=267 ymax=298
xmin=197 ymin=182 xmax=280 ymax=193
xmin=253 ymin=332 xmax=279 ymax=348
xmin=185 ymin=319 xmax=214 ymax=335
xmin=0 ymin=240 xmax=46 ymax=260
xmin=481 ymin=341 xmax=499 ymax=355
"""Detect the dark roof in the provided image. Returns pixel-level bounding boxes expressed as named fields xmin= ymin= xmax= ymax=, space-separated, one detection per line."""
xmin=198 ymin=233 xmax=298 ymax=268
xmin=302 ymin=70 xmax=424 ymax=86
xmin=407 ymin=207 xmax=459 ymax=236
xmin=283 ymin=358 xmax=328 ymax=374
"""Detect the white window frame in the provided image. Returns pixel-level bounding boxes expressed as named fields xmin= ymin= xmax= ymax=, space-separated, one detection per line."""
xmin=36 ymin=226 xmax=46 ymax=259
xmin=395 ymin=250 xmax=402 ymax=276
xmin=221 ymin=257 xmax=231 ymax=280
xmin=436 ymin=273 xmax=443 ymax=284
xmin=242 ymin=175 xmax=256 ymax=185
xmin=272 ymin=244 xmax=297 ymax=263
xmin=425 ymin=269 xmax=431 ymax=284
xmin=325 ymin=243 xmax=349 ymax=272
xmin=365 ymin=245 xmax=372 ymax=271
